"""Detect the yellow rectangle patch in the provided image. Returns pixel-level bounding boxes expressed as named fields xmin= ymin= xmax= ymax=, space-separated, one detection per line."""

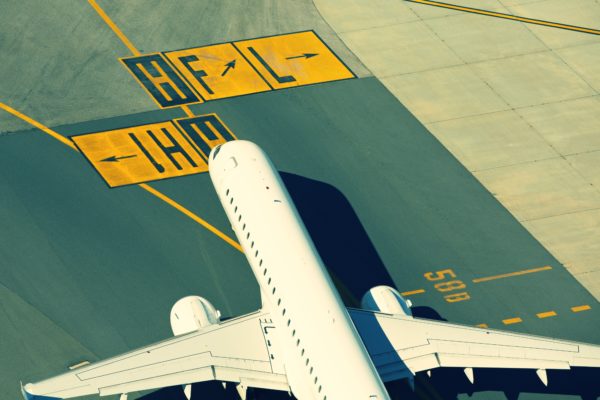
xmin=163 ymin=43 xmax=272 ymax=100
xmin=72 ymin=121 xmax=208 ymax=187
xmin=233 ymin=31 xmax=355 ymax=89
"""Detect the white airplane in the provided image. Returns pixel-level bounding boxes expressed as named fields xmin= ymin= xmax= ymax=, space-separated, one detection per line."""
xmin=22 ymin=140 xmax=600 ymax=400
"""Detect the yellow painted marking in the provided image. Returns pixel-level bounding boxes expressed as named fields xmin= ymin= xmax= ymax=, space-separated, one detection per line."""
xmin=87 ymin=0 xmax=141 ymax=55
xmin=571 ymin=305 xmax=591 ymax=313
xmin=164 ymin=43 xmax=272 ymax=101
xmin=234 ymin=31 xmax=354 ymax=90
xmin=472 ymin=265 xmax=552 ymax=283
xmin=401 ymin=289 xmax=426 ymax=296
xmin=0 ymin=104 xmax=242 ymax=252
xmin=0 ymin=103 xmax=77 ymax=150
xmin=536 ymin=311 xmax=557 ymax=319
xmin=120 ymin=54 xmax=202 ymax=109
xmin=406 ymin=0 xmax=600 ymax=36
xmin=476 ymin=323 xmax=488 ymax=328
xmin=181 ymin=105 xmax=194 ymax=118
xmin=72 ymin=121 xmax=208 ymax=187
xmin=139 ymin=184 xmax=243 ymax=252
xmin=502 ymin=317 xmax=523 ymax=325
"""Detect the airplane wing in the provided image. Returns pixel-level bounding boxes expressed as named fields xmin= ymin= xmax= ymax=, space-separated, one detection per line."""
xmin=22 ymin=310 xmax=288 ymax=399
xmin=349 ymin=308 xmax=600 ymax=384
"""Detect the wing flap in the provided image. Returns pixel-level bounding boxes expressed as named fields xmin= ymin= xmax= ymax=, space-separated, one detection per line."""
xmin=349 ymin=308 xmax=600 ymax=381
xmin=23 ymin=311 xmax=288 ymax=399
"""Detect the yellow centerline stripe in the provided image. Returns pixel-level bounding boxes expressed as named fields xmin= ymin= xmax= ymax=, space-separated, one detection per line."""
xmin=401 ymin=289 xmax=426 ymax=296
xmin=406 ymin=0 xmax=600 ymax=36
xmin=139 ymin=184 xmax=243 ymax=252
xmin=536 ymin=311 xmax=557 ymax=319
xmin=571 ymin=305 xmax=591 ymax=313
xmin=0 ymin=102 xmax=243 ymax=253
xmin=82 ymin=3 xmax=242 ymax=250
xmin=502 ymin=317 xmax=522 ymax=325
xmin=472 ymin=265 xmax=552 ymax=283
xmin=0 ymin=103 xmax=77 ymax=150
xmin=88 ymin=0 xmax=141 ymax=56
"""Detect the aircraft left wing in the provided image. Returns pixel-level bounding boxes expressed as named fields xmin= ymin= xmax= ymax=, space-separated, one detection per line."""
xmin=22 ymin=310 xmax=288 ymax=399
xmin=349 ymin=308 xmax=600 ymax=384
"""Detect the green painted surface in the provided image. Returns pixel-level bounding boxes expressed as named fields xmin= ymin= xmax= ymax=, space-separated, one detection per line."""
xmin=1 ymin=77 xmax=598 ymax=400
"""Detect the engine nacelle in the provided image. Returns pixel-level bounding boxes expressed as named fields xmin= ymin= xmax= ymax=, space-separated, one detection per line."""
xmin=170 ymin=296 xmax=221 ymax=336
xmin=361 ymin=285 xmax=413 ymax=316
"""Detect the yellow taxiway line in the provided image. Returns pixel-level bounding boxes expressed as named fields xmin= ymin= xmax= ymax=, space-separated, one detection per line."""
xmin=406 ymin=0 xmax=600 ymax=36
xmin=472 ymin=265 xmax=552 ymax=283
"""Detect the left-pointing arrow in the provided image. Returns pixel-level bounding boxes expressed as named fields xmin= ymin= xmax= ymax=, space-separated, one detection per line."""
xmin=100 ymin=154 xmax=137 ymax=163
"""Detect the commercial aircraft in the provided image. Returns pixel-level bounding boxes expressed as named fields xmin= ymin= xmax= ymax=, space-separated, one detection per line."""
xmin=22 ymin=140 xmax=600 ymax=400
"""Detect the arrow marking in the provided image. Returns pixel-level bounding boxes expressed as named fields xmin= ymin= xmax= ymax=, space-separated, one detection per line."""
xmin=221 ymin=59 xmax=236 ymax=76
xmin=286 ymin=53 xmax=319 ymax=60
xmin=100 ymin=154 xmax=137 ymax=163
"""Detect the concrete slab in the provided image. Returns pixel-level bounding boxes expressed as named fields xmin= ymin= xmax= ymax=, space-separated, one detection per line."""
xmin=567 ymin=150 xmax=600 ymax=188
xmin=427 ymin=110 xmax=559 ymax=171
xmin=381 ymin=65 xmax=510 ymax=123
xmin=556 ymin=42 xmax=600 ymax=92
xmin=312 ymin=0 xmax=420 ymax=32
xmin=424 ymin=12 xmax=547 ymax=63
xmin=474 ymin=158 xmax=600 ymax=221
xmin=507 ymin=0 xmax=600 ymax=49
xmin=404 ymin=0 xmax=507 ymax=20
xmin=471 ymin=51 xmax=596 ymax=108
xmin=339 ymin=20 xmax=463 ymax=77
xmin=516 ymin=96 xmax=600 ymax=155
xmin=523 ymin=208 xmax=600 ymax=276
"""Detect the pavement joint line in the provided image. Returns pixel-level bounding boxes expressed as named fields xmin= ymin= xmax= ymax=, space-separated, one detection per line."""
xmin=502 ymin=317 xmax=523 ymax=325
xmin=536 ymin=311 xmax=557 ymax=319
xmin=472 ymin=265 xmax=552 ymax=283
xmin=88 ymin=0 xmax=141 ymax=56
xmin=401 ymin=289 xmax=426 ymax=296
xmin=0 ymin=102 xmax=243 ymax=254
xmin=405 ymin=0 xmax=600 ymax=36
xmin=571 ymin=305 xmax=592 ymax=313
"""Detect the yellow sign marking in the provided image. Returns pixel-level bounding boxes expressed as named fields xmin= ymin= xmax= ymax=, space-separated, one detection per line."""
xmin=164 ymin=43 xmax=271 ymax=101
xmin=0 ymin=102 xmax=243 ymax=253
xmin=234 ymin=31 xmax=355 ymax=90
xmin=571 ymin=305 xmax=591 ymax=313
xmin=502 ymin=317 xmax=523 ymax=325
xmin=401 ymin=289 xmax=426 ymax=296
xmin=472 ymin=265 xmax=552 ymax=283
xmin=72 ymin=121 xmax=208 ymax=187
xmin=476 ymin=323 xmax=489 ymax=328
xmin=536 ymin=311 xmax=557 ymax=319
xmin=406 ymin=0 xmax=600 ymax=36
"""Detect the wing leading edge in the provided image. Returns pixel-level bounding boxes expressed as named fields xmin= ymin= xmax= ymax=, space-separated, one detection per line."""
xmin=350 ymin=308 xmax=600 ymax=384
xmin=22 ymin=310 xmax=288 ymax=399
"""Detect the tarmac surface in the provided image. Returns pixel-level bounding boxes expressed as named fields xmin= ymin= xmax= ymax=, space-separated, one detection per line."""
xmin=1 ymin=1 xmax=598 ymax=400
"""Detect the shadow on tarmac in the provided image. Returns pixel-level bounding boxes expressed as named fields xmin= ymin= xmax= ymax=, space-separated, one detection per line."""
xmin=138 ymin=174 xmax=600 ymax=400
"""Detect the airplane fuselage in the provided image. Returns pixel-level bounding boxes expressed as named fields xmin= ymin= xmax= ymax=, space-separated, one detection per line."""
xmin=209 ymin=141 xmax=391 ymax=400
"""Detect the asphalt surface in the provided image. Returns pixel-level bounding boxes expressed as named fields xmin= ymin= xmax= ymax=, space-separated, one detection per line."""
xmin=1 ymin=1 xmax=598 ymax=400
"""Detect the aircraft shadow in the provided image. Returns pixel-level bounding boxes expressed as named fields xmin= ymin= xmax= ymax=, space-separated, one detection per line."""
xmin=138 ymin=174 xmax=599 ymax=399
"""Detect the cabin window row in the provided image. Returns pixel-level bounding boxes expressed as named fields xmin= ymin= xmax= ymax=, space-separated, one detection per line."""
xmin=227 ymin=188 xmax=325 ymax=400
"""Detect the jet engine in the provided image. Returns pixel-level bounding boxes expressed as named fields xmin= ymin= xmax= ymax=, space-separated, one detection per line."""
xmin=170 ymin=296 xmax=221 ymax=336
xmin=361 ymin=285 xmax=413 ymax=316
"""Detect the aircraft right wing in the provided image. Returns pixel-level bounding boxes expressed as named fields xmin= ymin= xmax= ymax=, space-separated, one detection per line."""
xmin=349 ymin=308 xmax=600 ymax=384
xmin=22 ymin=310 xmax=288 ymax=399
